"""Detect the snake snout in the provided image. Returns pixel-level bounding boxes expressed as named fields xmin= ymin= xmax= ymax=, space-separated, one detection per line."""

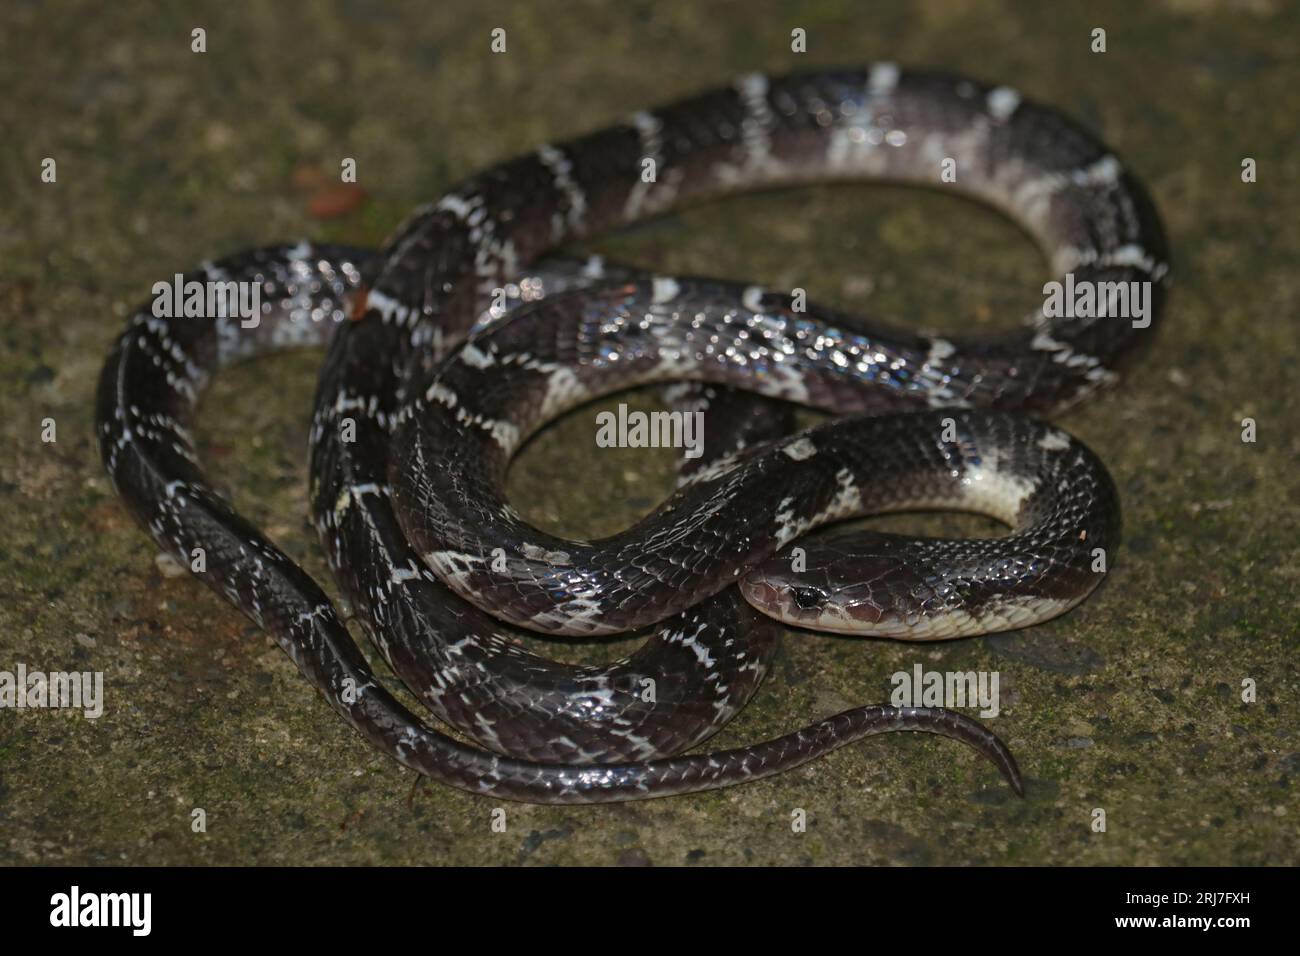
xmin=740 ymin=571 xmax=831 ymax=623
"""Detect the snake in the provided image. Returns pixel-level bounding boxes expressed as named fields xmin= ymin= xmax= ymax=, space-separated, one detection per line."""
xmin=96 ymin=66 xmax=1167 ymax=803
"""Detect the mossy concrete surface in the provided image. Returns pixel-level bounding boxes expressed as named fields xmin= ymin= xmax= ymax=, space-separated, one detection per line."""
xmin=1 ymin=1 xmax=1296 ymax=865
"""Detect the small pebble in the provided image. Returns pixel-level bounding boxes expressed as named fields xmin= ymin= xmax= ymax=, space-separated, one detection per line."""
xmin=154 ymin=552 xmax=186 ymax=578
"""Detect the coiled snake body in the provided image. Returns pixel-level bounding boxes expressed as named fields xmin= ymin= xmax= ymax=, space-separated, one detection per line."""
xmin=97 ymin=67 xmax=1167 ymax=802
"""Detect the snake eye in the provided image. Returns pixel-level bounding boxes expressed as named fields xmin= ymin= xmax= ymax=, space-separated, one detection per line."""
xmin=791 ymin=586 xmax=825 ymax=610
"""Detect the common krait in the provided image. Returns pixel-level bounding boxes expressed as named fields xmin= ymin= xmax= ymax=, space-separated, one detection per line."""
xmin=97 ymin=67 xmax=1167 ymax=802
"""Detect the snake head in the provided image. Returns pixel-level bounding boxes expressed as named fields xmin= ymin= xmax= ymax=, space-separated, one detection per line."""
xmin=739 ymin=531 xmax=932 ymax=636
xmin=741 ymin=577 xmax=829 ymax=617
xmin=741 ymin=568 xmax=890 ymax=633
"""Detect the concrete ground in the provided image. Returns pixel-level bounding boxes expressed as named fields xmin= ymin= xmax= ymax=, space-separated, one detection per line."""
xmin=1 ymin=0 xmax=1296 ymax=865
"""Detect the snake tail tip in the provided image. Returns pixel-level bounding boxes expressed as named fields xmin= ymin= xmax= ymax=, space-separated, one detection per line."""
xmin=1004 ymin=758 xmax=1026 ymax=798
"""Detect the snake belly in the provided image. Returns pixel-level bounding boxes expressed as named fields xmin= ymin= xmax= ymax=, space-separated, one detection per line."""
xmin=97 ymin=66 xmax=1167 ymax=803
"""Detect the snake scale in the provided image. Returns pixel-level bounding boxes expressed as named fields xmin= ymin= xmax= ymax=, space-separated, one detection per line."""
xmin=96 ymin=66 xmax=1167 ymax=803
